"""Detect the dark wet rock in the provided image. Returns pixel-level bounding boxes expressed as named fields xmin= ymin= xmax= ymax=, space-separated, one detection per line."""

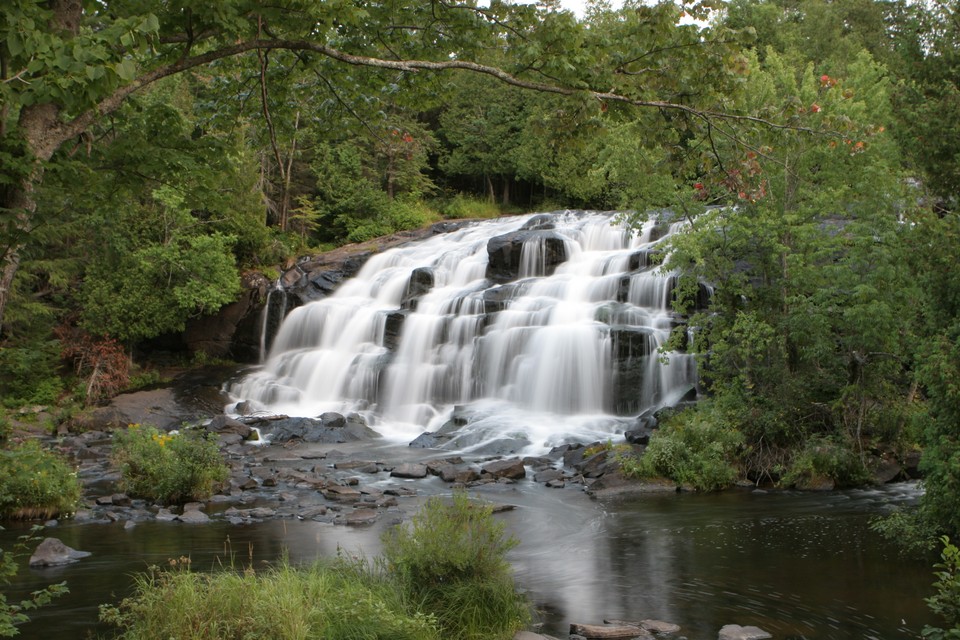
xmin=29 ymin=538 xmax=92 ymax=567
xmin=521 ymin=214 xmax=557 ymax=230
xmin=391 ymin=463 xmax=429 ymax=479
xmin=534 ymin=468 xmax=565 ymax=484
xmin=481 ymin=283 xmax=524 ymax=313
xmin=402 ymin=267 xmax=434 ymax=310
xmin=251 ymin=413 xmax=378 ymax=444
xmin=718 ymin=624 xmax=772 ymax=640
xmin=486 ymin=229 xmax=569 ymax=283
xmin=384 ymin=310 xmax=408 ymax=350
xmin=871 ymin=456 xmax=903 ymax=484
xmin=903 ymin=449 xmax=922 ymax=478
xmin=426 ymin=457 xmax=465 ymax=475
xmin=70 ymin=380 xmax=233 ymax=432
xmin=481 ymin=458 xmax=526 ymax=480
xmin=585 ymin=470 xmax=678 ymax=498
xmin=546 ymin=479 xmax=566 ymax=488
xmin=206 ymin=415 xmax=253 ymax=439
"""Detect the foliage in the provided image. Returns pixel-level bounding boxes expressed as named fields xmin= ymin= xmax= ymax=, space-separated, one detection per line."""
xmin=624 ymin=405 xmax=743 ymax=491
xmin=923 ymin=537 xmax=960 ymax=640
xmin=111 ymin=425 xmax=228 ymax=505
xmin=100 ymin=557 xmax=439 ymax=640
xmin=781 ymin=435 xmax=870 ymax=489
xmin=0 ymin=440 xmax=80 ymax=520
xmin=382 ymin=492 xmax=529 ymax=640
xmin=0 ymin=526 xmax=69 ymax=637
xmin=0 ymin=342 xmax=63 ymax=409
xmin=55 ymin=327 xmax=129 ymax=406
xmin=434 ymin=194 xmax=505 ymax=220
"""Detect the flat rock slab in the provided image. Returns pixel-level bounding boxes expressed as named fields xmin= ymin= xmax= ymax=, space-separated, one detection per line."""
xmin=718 ymin=625 xmax=773 ymax=640
xmin=482 ymin=458 xmax=526 ymax=480
xmin=29 ymin=538 xmax=92 ymax=567
xmin=570 ymin=623 xmax=652 ymax=639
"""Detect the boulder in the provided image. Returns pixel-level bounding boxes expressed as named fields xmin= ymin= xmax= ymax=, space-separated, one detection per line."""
xmin=481 ymin=458 xmax=526 ymax=480
xmin=390 ymin=463 xmax=429 ymax=479
xmin=486 ymin=229 xmax=569 ymax=283
xmin=253 ymin=413 xmax=378 ymax=444
xmin=29 ymin=538 xmax=92 ymax=567
xmin=401 ymin=267 xmax=434 ymax=310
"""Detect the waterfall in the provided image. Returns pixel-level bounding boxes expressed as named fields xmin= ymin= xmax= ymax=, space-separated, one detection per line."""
xmin=228 ymin=211 xmax=700 ymax=454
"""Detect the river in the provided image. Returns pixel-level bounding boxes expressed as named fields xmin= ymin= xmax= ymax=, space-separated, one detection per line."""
xmin=1 ymin=477 xmax=935 ymax=639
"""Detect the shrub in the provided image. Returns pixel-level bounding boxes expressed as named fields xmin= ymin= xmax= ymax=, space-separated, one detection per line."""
xmin=622 ymin=406 xmax=743 ymax=491
xmin=436 ymin=194 xmax=503 ymax=219
xmin=0 ymin=440 xmax=80 ymax=520
xmin=781 ymin=435 xmax=870 ymax=489
xmin=382 ymin=491 xmax=530 ymax=640
xmin=923 ymin=537 xmax=960 ymax=640
xmin=111 ymin=425 xmax=228 ymax=505
xmin=1 ymin=527 xmax=69 ymax=636
xmin=100 ymin=557 xmax=440 ymax=640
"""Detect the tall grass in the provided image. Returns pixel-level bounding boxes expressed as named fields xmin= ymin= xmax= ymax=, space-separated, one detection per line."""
xmin=100 ymin=558 xmax=439 ymax=640
xmin=101 ymin=492 xmax=530 ymax=640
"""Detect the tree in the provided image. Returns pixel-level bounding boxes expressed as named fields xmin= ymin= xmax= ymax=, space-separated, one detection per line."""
xmin=0 ymin=0 xmax=818 ymax=335
xmin=664 ymin=43 xmax=916 ymax=483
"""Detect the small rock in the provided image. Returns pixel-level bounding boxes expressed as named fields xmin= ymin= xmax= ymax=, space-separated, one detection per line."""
xmin=155 ymin=508 xmax=178 ymax=522
xmin=29 ymin=538 xmax=92 ymax=567
xmin=718 ymin=624 xmax=772 ymax=640
xmin=178 ymin=510 xmax=210 ymax=524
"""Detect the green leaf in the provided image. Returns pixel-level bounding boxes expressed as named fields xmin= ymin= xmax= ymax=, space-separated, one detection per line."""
xmin=115 ymin=58 xmax=137 ymax=81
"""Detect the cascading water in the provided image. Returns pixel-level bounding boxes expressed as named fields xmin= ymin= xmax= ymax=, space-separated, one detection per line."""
xmin=227 ymin=211 xmax=700 ymax=454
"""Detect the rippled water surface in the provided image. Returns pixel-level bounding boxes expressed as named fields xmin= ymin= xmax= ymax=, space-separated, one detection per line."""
xmin=1 ymin=478 xmax=935 ymax=639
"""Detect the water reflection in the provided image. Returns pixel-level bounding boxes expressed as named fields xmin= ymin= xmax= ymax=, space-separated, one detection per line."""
xmin=1 ymin=482 xmax=935 ymax=640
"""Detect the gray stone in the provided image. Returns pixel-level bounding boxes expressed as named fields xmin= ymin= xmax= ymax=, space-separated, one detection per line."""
xmin=390 ymin=463 xmax=429 ymax=479
xmin=718 ymin=625 xmax=772 ymax=640
xmin=29 ymin=538 xmax=92 ymax=567
xmin=178 ymin=510 xmax=210 ymax=524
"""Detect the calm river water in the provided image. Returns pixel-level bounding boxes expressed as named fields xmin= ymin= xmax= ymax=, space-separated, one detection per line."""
xmin=1 ymin=479 xmax=935 ymax=639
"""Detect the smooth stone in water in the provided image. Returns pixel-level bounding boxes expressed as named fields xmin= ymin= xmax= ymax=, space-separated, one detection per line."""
xmin=29 ymin=538 xmax=92 ymax=567
xmin=718 ymin=624 xmax=773 ymax=640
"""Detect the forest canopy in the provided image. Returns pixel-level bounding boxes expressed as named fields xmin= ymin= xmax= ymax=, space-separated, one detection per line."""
xmin=1 ymin=0 xmax=959 ymax=540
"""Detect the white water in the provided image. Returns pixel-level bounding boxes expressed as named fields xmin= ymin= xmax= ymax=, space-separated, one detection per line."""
xmin=228 ymin=211 xmax=698 ymax=454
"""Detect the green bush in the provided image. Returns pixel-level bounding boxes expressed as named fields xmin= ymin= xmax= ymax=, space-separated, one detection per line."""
xmin=436 ymin=194 xmax=503 ymax=219
xmin=923 ymin=537 xmax=960 ymax=640
xmin=782 ymin=435 xmax=870 ymax=489
xmin=100 ymin=557 xmax=440 ymax=640
xmin=0 ymin=343 xmax=63 ymax=409
xmin=623 ymin=406 xmax=743 ymax=491
xmin=2 ymin=527 xmax=69 ymax=636
xmin=0 ymin=440 xmax=80 ymax=520
xmin=382 ymin=491 xmax=529 ymax=640
xmin=111 ymin=425 xmax=228 ymax=505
